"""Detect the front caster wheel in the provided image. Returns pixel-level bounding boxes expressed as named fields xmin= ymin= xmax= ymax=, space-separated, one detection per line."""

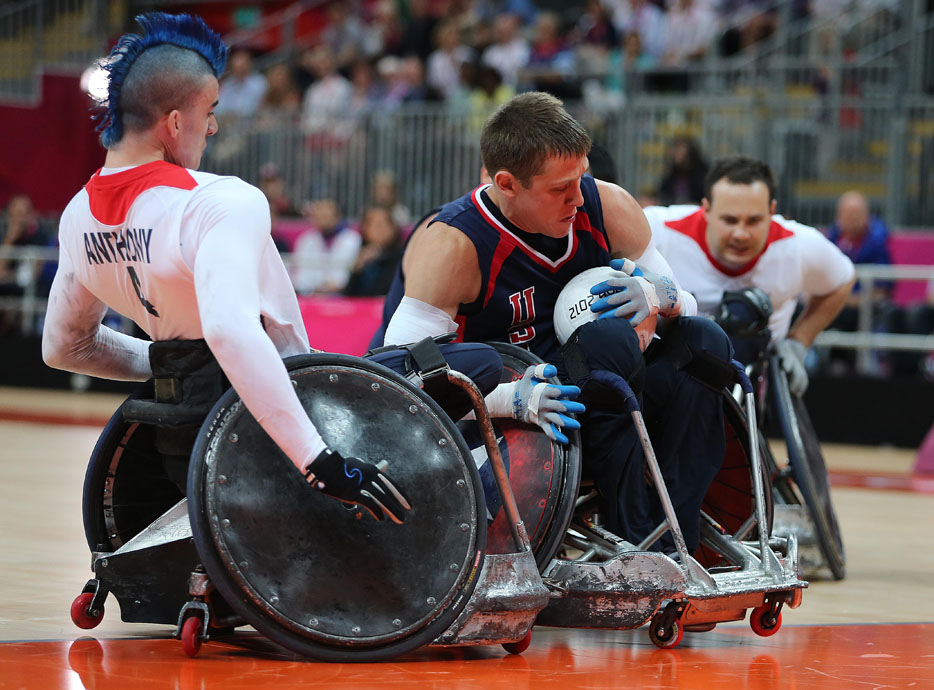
xmin=649 ymin=615 xmax=684 ymax=649
xmin=70 ymin=592 xmax=104 ymax=630
xmin=181 ymin=616 xmax=204 ymax=657
xmin=502 ymin=629 xmax=532 ymax=654
xmin=749 ymin=603 xmax=782 ymax=637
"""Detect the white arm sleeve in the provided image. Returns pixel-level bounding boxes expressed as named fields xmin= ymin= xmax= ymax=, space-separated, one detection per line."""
xmin=631 ymin=235 xmax=697 ymax=317
xmin=42 ymin=240 xmax=152 ymax=380
xmin=384 ymin=295 xmax=458 ymax=346
xmin=191 ymin=185 xmax=326 ymax=473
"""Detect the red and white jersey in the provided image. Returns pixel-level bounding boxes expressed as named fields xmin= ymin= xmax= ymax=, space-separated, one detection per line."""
xmin=58 ymin=160 xmax=309 ymax=355
xmin=643 ymin=205 xmax=854 ymax=341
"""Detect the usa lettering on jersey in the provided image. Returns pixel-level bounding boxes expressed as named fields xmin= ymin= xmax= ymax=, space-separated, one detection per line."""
xmin=83 ymin=227 xmax=153 ymax=265
xmin=507 ymin=286 xmax=536 ymax=345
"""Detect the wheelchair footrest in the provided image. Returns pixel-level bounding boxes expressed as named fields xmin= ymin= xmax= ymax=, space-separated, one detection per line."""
xmin=536 ymin=551 xmax=685 ymax=629
xmin=432 ymin=550 xmax=550 ymax=647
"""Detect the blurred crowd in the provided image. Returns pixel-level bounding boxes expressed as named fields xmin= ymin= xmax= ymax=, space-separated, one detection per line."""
xmin=211 ymin=0 xmax=903 ymax=140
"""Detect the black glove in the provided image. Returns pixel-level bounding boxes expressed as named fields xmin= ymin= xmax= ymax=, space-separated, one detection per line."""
xmin=304 ymin=449 xmax=412 ymax=524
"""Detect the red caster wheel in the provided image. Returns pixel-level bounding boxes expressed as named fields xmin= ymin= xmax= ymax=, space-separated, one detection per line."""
xmin=649 ymin=615 xmax=684 ymax=649
xmin=181 ymin=616 xmax=204 ymax=657
xmin=749 ymin=603 xmax=782 ymax=637
xmin=502 ymin=630 xmax=532 ymax=654
xmin=70 ymin=592 xmax=104 ymax=630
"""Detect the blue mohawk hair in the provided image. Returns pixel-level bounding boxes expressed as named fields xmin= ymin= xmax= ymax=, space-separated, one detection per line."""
xmin=94 ymin=12 xmax=228 ymax=148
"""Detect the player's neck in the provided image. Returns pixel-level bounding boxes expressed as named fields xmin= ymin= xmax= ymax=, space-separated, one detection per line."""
xmin=103 ymin=134 xmax=167 ymax=169
xmin=485 ymin=185 xmax=529 ymax=234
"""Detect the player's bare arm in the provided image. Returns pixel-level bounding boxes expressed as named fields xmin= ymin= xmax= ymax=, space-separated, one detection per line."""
xmin=595 ymin=179 xmax=652 ymax=259
xmin=402 ymin=220 xmax=483 ymax=318
xmin=789 ymin=276 xmax=856 ymax=347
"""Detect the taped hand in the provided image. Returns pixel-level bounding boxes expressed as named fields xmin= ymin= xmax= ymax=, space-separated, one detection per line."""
xmin=511 ymin=363 xmax=586 ymax=445
xmin=305 ymin=449 xmax=412 ymax=524
xmin=611 ymin=258 xmax=681 ymax=316
xmin=775 ymin=338 xmax=809 ymax=397
xmin=588 ymin=258 xmax=660 ymax=326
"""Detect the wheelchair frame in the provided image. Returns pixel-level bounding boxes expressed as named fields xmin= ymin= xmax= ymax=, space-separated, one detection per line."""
xmin=740 ymin=350 xmax=847 ymax=580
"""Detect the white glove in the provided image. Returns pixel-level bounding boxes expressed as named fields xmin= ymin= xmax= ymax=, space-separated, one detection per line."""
xmin=588 ymin=258 xmax=661 ymax=326
xmin=484 ymin=363 xmax=585 ymax=444
xmin=776 ymin=338 xmax=809 ymax=397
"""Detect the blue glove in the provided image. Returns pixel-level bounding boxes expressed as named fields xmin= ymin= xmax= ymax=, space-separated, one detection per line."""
xmin=508 ymin=363 xmax=585 ymax=445
xmin=589 ymin=258 xmax=660 ymax=326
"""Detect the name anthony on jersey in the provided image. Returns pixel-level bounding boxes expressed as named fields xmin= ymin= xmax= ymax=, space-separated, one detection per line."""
xmin=84 ymin=227 xmax=153 ymax=266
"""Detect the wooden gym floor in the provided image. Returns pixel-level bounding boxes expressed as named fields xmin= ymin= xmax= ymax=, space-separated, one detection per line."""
xmin=0 ymin=386 xmax=932 ymax=689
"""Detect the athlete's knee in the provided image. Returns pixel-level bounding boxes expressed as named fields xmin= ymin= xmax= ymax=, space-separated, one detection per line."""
xmin=560 ymin=318 xmax=645 ymax=404
xmin=437 ymin=342 xmax=503 ymax=396
xmin=658 ymin=316 xmax=735 ymax=392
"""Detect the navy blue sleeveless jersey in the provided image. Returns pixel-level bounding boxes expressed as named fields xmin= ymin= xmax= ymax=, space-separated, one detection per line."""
xmin=373 ymin=175 xmax=611 ymax=364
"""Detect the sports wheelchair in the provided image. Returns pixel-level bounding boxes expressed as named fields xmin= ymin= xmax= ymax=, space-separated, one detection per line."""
xmin=716 ymin=287 xmax=846 ymax=581
xmin=69 ymin=337 xmax=805 ymax=658
xmin=740 ymin=348 xmax=846 ymax=581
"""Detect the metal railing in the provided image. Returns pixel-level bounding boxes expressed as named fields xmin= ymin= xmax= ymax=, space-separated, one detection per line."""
xmin=200 ymin=94 xmax=934 ymax=229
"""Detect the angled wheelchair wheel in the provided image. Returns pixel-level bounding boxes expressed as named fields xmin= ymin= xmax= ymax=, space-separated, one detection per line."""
xmin=187 ymin=353 xmax=487 ymax=662
xmin=82 ymin=383 xmax=187 ymax=552
xmin=768 ymin=355 xmax=846 ymax=580
xmin=456 ymin=342 xmax=581 ymax=570
xmin=695 ymin=389 xmax=775 ymax=569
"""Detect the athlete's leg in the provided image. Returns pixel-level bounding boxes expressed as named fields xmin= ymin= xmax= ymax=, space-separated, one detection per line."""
xmin=642 ymin=316 xmax=733 ymax=553
xmin=562 ymin=318 xmax=657 ymax=545
xmin=368 ymin=341 xmax=504 ymax=420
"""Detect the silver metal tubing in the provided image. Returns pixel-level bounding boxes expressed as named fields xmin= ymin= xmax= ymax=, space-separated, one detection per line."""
xmin=445 ymin=370 xmax=531 ymax=553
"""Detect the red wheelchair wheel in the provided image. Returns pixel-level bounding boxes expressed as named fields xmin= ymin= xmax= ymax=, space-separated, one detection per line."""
xmin=70 ymin=592 xmax=104 ymax=630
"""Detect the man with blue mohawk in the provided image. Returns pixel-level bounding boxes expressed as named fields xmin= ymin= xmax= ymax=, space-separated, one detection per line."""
xmin=40 ymin=13 xmax=414 ymax=523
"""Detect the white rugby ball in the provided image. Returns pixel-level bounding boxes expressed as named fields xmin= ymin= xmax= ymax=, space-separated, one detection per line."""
xmin=553 ymin=265 xmax=657 ymax=351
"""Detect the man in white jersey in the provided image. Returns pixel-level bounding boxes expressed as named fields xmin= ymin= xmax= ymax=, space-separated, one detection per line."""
xmin=40 ymin=13 xmax=412 ymax=523
xmin=642 ymin=155 xmax=855 ymax=395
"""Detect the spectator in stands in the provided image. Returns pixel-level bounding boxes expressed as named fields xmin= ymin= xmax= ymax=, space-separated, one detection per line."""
xmin=426 ymin=19 xmax=475 ymax=101
xmin=214 ymin=48 xmax=267 ymax=126
xmin=606 ymin=0 xmax=668 ymax=60
xmin=321 ymin=2 xmax=366 ymax=71
xmin=481 ymin=13 xmax=530 ymax=89
xmin=362 ymin=0 xmax=405 ymax=58
xmin=0 ymin=194 xmax=53 ymax=331
xmin=380 ymin=55 xmax=441 ymax=108
xmin=344 ymin=206 xmax=405 ymax=297
xmin=663 ymin=0 xmax=718 ymax=69
xmin=657 ymin=136 xmax=709 ymax=206
xmin=292 ymin=197 xmax=361 ymax=295
xmin=467 ymin=64 xmax=515 ymax=127
xmin=347 ymin=58 xmax=385 ymax=123
xmin=399 ymin=0 xmax=438 ymax=61
xmin=525 ymin=12 xmax=578 ymax=97
xmin=258 ymin=162 xmax=300 ymax=233
xmin=300 ymin=46 xmax=352 ymax=136
xmin=255 ymin=61 xmax=302 ymax=130
xmin=369 ymin=170 xmax=412 ymax=229
xmin=824 ymin=190 xmax=895 ymax=374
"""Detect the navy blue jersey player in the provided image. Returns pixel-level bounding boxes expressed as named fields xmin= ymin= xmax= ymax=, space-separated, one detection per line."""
xmin=382 ymin=92 xmax=734 ymax=554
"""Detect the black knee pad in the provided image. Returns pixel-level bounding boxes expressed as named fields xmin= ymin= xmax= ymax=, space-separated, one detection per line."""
xmin=656 ymin=317 xmax=735 ymax=392
xmin=560 ymin=318 xmax=646 ymax=408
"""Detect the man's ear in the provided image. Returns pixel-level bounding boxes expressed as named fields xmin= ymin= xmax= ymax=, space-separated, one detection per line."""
xmin=701 ymin=197 xmax=711 ymax=213
xmin=164 ymin=110 xmax=181 ymax=139
xmin=494 ymin=169 xmax=519 ymax=198
xmin=770 ymin=199 xmax=777 ymax=216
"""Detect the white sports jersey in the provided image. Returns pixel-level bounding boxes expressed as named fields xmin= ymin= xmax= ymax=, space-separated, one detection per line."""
xmin=50 ymin=160 xmax=325 ymax=471
xmin=643 ymin=205 xmax=854 ymax=341
xmin=58 ymin=161 xmax=307 ymax=352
